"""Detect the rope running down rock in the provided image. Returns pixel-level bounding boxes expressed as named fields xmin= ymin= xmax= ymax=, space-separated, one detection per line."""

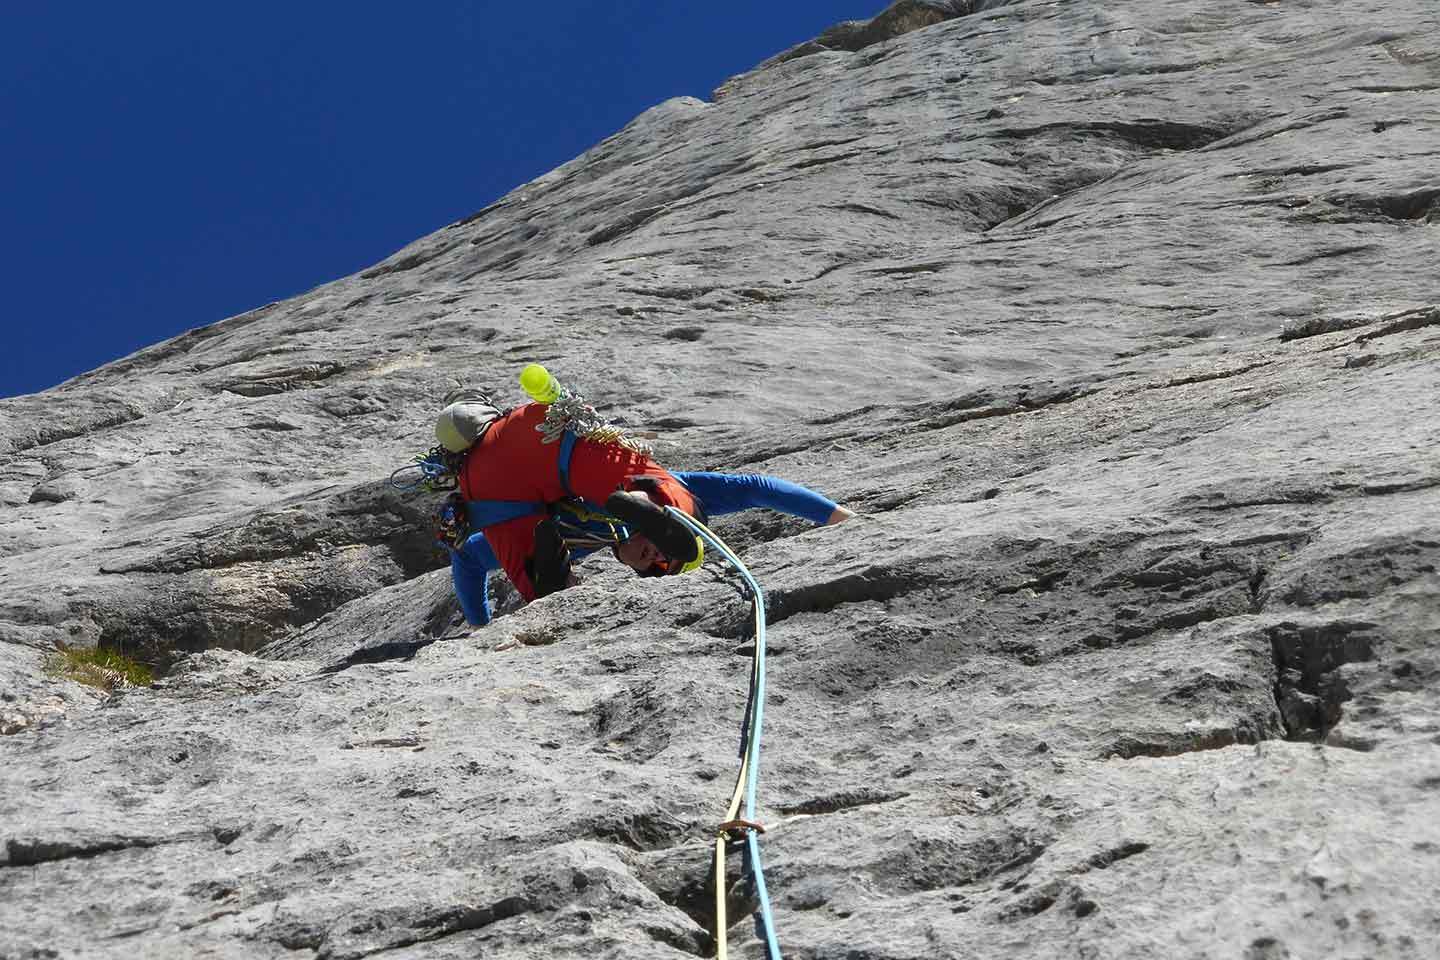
xmin=666 ymin=507 xmax=783 ymax=960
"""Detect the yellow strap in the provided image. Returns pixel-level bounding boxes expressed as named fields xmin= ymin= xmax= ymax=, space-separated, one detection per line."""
xmin=714 ymin=835 xmax=730 ymax=960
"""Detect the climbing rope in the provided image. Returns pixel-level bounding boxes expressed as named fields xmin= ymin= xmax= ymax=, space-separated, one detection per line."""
xmin=665 ymin=508 xmax=783 ymax=960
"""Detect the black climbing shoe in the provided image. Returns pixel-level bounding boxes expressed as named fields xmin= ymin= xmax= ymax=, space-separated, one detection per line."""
xmin=529 ymin=517 xmax=573 ymax=598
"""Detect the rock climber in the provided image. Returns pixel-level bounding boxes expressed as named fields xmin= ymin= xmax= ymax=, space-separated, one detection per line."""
xmin=428 ymin=395 xmax=853 ymax=627
xmin=434 ymin=397 xmax=701 ymax=605
xmin=444 ymin=467 xmax=853 ymax=627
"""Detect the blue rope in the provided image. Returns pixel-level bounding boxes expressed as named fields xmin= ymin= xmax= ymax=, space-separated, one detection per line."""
xmin=746 ymin=832 xmax=779 ymax=959
xmin=666 ymin=508 xmax=783 ymax=960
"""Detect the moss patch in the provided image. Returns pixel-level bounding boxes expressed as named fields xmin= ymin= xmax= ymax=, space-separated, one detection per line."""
xmin=46 ymin=646 xmax=154 ymax=691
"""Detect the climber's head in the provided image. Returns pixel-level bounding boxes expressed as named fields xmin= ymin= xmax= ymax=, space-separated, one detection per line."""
xmin=613 ymin=532 xmax=704 ymax=578
xmin=614 ymin=533 xmax=664 ymax=575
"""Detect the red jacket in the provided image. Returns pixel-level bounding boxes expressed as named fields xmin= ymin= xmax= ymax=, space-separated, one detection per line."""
xmin=458 ymin=403 xmax=698 ymax=600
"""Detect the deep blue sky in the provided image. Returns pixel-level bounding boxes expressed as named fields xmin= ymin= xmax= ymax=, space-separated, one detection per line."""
xmin=1 ymin=2 xmax=878 ymax=398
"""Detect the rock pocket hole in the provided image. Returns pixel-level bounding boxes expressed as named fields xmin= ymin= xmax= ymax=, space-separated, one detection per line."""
xmin=1268 ymin=620 xmax=1377 ymax=741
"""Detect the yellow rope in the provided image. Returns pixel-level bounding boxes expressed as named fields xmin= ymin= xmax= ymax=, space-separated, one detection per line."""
xmin=714 ymin=749 xmax=750 ymax=960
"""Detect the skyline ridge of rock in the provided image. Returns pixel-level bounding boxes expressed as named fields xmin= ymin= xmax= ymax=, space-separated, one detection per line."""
xmin=2 ymin=1 xmax=1439 ymax=957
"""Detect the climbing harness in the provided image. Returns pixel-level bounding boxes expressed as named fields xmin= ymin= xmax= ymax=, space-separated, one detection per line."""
xmin=547 ymin=498 xmax=630 ymax=553
xmin=665 ymin=507 xmax=783 ymax=960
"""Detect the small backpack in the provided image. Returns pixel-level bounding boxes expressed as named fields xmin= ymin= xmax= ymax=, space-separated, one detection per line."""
xmin=434 ymin=390 xmax=503 ymax=453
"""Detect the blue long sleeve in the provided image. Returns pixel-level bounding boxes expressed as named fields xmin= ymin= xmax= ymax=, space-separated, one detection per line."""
xmin=450 ymin=532 xmax=500 ymax=626
xmin=673 ymin=472 xmax=837 ymax=525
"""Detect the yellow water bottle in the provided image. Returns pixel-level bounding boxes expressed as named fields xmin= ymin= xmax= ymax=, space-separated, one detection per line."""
xmin=519 ymin=363 xmax=561 ymax=404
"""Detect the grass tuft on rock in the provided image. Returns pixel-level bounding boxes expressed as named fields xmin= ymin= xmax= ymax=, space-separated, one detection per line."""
xmin=46 ymin=645 xmax=154 ymax=691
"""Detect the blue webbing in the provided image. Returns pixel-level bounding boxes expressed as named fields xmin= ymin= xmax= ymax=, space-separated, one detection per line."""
xmin=463 ymin=499 xmax=546 ymax=529
xmin=558 ymin=430 xmax=578 ymax=497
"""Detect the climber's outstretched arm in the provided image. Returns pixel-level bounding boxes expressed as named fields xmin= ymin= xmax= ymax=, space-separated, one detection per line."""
xmin=673 ymin=472 xmax=851 ymax=525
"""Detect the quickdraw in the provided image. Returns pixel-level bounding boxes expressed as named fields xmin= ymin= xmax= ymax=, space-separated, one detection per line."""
xmin=433 ymin=493 xmax=469 ymax=550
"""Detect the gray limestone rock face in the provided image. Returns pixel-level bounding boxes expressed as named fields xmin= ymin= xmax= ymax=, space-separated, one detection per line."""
xmin=2 ymin=1 xmax=1439 ymax=958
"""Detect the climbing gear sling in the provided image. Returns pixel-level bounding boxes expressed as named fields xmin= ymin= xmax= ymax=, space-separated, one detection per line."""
xmin=389 ymin=445 xmax=466 ymax=493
